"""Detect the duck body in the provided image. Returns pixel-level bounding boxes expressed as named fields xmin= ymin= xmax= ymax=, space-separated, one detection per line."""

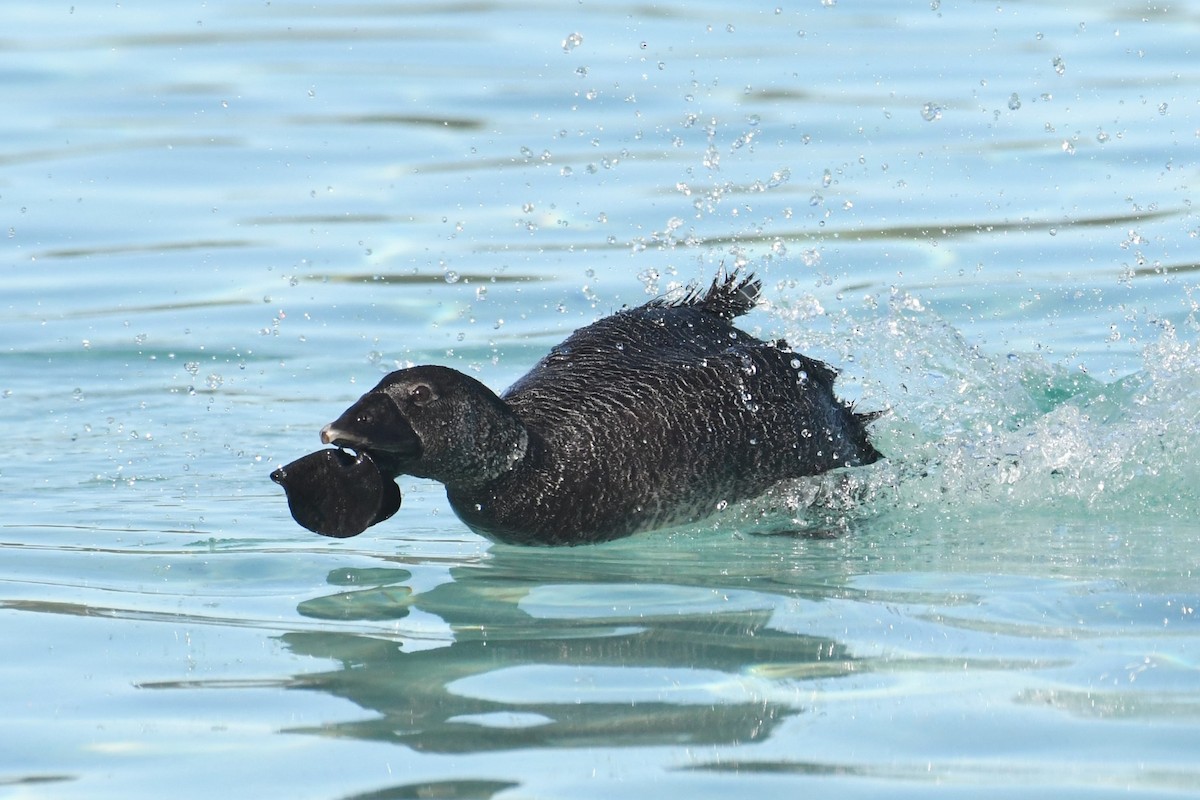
xmin=279 ymin=272 xmax=882 ymax=545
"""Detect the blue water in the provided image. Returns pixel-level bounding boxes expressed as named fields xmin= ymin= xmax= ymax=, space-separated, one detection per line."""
xmin=3 ymin=1 xmax=1199 ymax=797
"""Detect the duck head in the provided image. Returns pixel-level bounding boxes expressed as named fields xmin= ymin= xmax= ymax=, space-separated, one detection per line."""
xmin=320 ymin=365 xmax=529 ymax=488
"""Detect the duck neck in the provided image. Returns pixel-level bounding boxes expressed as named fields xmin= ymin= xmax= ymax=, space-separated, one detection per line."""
xmin=437 ymin=405 xmax=530 ymax=491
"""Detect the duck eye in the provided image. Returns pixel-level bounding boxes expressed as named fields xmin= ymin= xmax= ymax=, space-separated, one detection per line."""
xmin=409 ymin=384 xmax=435 ymax=406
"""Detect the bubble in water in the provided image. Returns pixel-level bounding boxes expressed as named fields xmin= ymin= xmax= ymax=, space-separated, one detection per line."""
xmin=1007 ymin=92 xmax=1021 ymax=110
xmin=1052 ymin=56 xmax=1066 ymax=75
xmin=920 ymin=102 xmax=943 ymax=121
xmin=444 ymin=271 xmax=460 ymax=284
xmin=1158 ymin=102 xmax=1168 ymax=115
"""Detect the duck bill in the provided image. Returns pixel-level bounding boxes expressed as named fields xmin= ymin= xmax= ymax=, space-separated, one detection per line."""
xmin=319 ymin=391 xmax=422 ymax=465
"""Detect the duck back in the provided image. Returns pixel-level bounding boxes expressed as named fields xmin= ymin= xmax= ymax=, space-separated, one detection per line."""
xmin=446 ymin=273 xmax=881 ymax=544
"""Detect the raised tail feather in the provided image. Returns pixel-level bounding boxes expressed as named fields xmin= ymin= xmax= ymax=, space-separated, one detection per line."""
xmin=653 ymin=270 xmax=761 ymax=320
xmin=848 ymin=406 xmax=887 ymax=465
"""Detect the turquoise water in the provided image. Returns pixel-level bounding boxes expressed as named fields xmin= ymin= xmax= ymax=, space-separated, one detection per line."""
xmin=3 ymin=1 xmax=1199 ymax=797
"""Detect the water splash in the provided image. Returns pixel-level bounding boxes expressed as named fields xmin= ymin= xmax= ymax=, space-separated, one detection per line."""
xmin=753 ymin=291 xmax=1200 ymax=531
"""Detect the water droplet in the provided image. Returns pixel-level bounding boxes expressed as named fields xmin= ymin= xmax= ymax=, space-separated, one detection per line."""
xmin=444 ymin=270 xmax=460 ymax=284
xmin=562 ymin=32 xmax=583 ymax=53
xmin=1007 ymin=92 xmax=1021 ymax=110
xmin=920 ymin=102 xmax=943 ymax=121
xmin=1052 ymin=56 xmax=1066 ymax=75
